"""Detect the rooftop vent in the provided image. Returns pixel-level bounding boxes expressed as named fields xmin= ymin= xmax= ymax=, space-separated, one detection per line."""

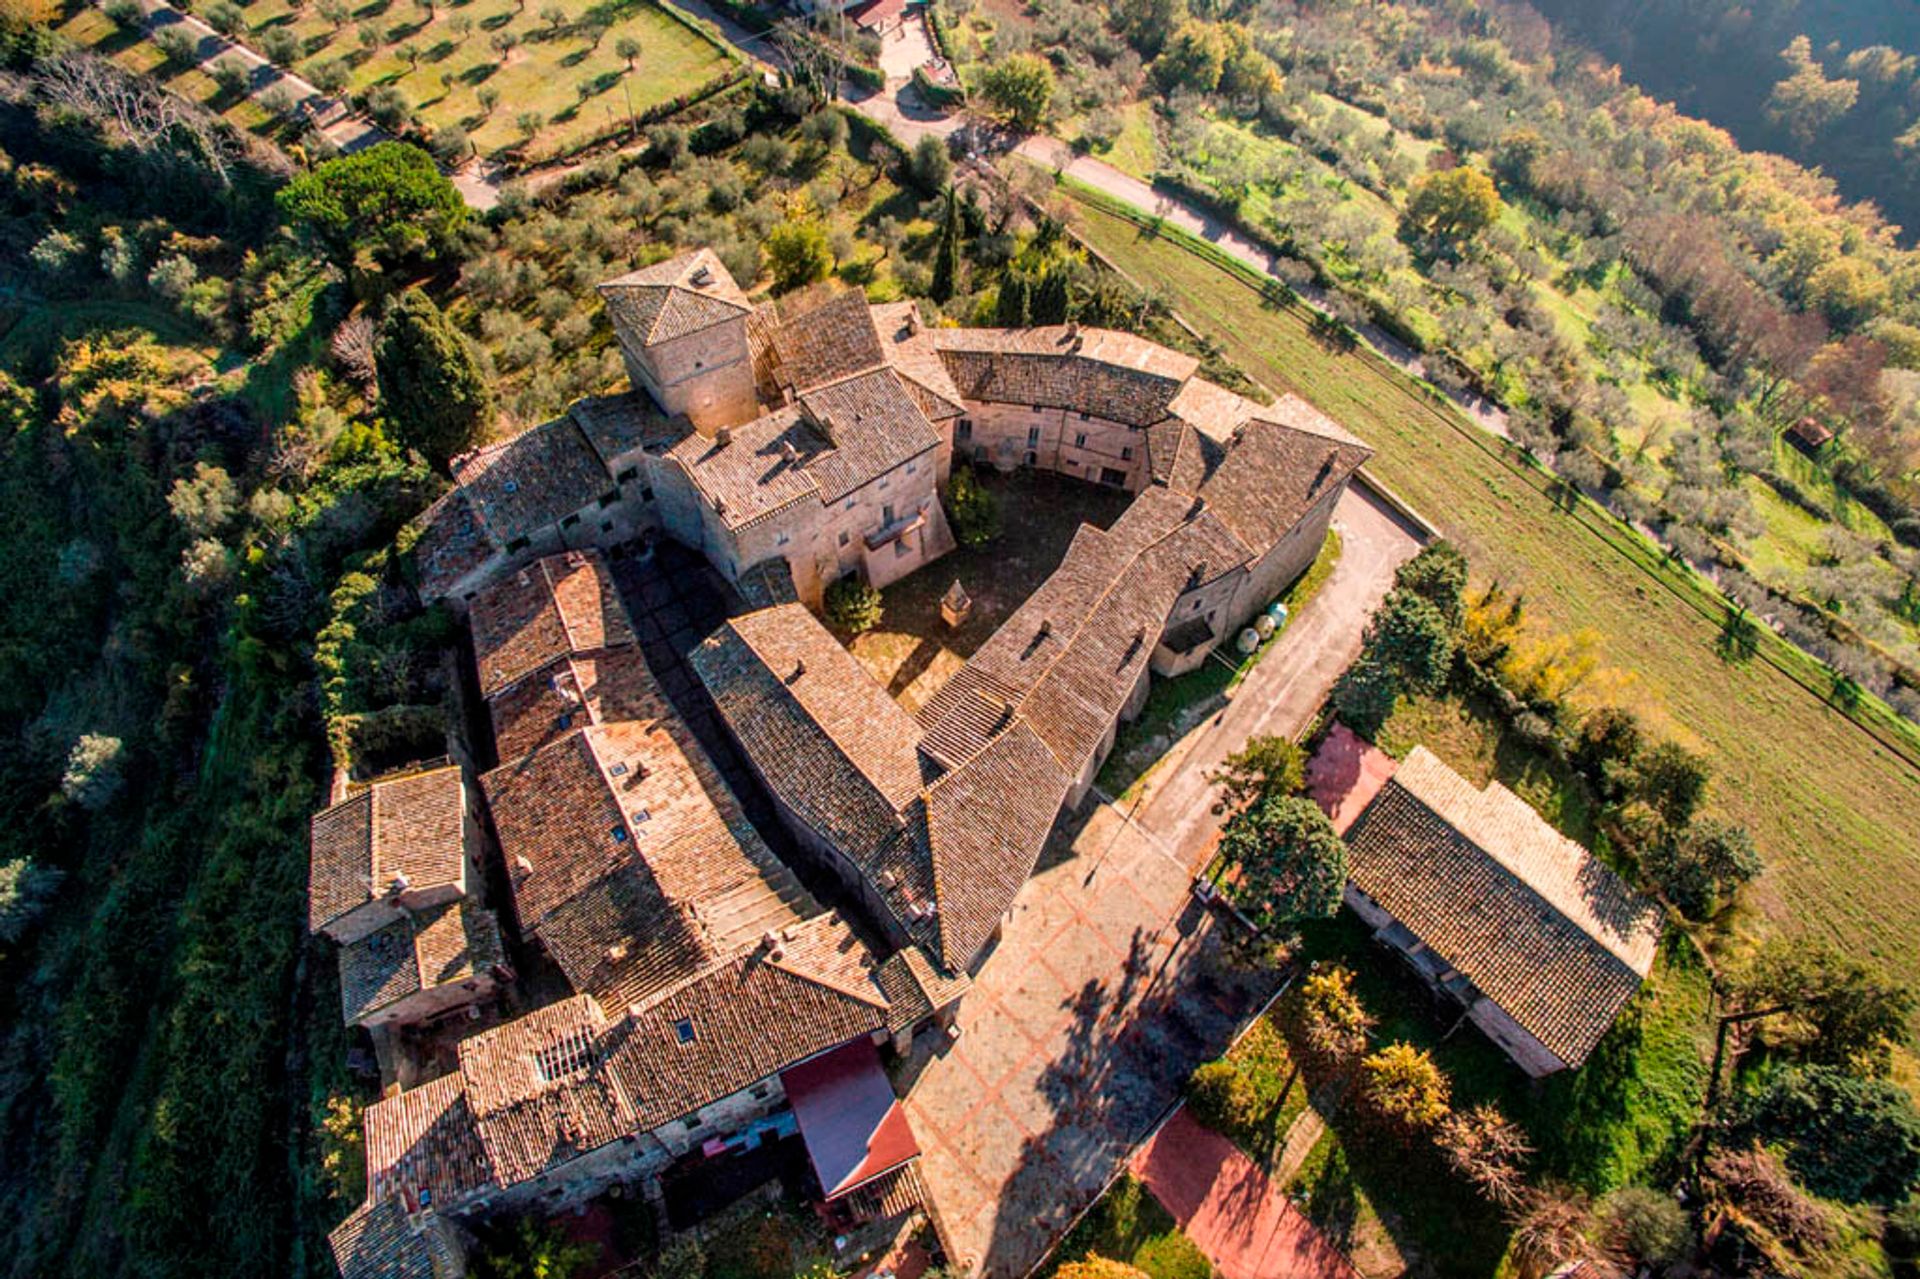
xmin=762 ymin=930 xmax=785 ymax=962
xmin=715 ymin=427 xmax=733 ymax=448
xmin=780 ymin=439 xmax=800 ymax=465
xmin=514 ymin=854 xmax=533 ymax=878
xmin=606 ymin=941 xmax=629 ymax=964
xmin=689 ymin=264 xmax=714 ymax=288
xmin=905 ymin=309 xmax=922 ymax=336
xmin=386 ymin=872 xmax=410 ymax=896
xmin=789 ymin=658 xmax=807 ymax=684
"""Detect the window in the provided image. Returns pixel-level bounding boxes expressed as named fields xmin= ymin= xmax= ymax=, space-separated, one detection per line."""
xmin=533 ymin=1028 xmax=595 ymax=1082
xmin=611 ymin=825 xmax=629 ymax=844
xmin=505 ymin=537 xmax=530 ymax=554
xmin=1024 ymin=451 xmax=1038 ymax=467
xmin=1078 ymin=411 xmax=1090 ymax=421
xmin=906 ymin=462 xmax=917 ymax=475
xmin=1074 ymin=432 xmax=1087 ymax=448
xmin=640 ymin=486 xmax=654 ymax=503
xmin=751 ymin=1083 xmax=770 ymax=1100
xmin=878 ymin=475 xmax=890 ymax=490
xmin=845 ymin=496 xmax=856 ymax=510
xmin=1100 ymin=467 xmax=1127 ymax=487
xmin=839 ymin=531 xmax=850 ymax=547
xmin=598 ymin=493 xmax=618 ymax=509
xmin=685 ymin=1114 xmax=703 ymax=1131
xmin=617 ymin=467 xmax=639 ymax=483
xmin=609 ymin=762 xmax=628 ymax=777
xmin=1120 ymin=446 xmax=1134 ymax=461
xmin=502 ymin=479 xmax=521 ymax=495
xmin=1026 ymin=426 xmax=1041 ymax=447
xmin=776 ymin=531 xmax=791 ymax=547
xmin=882 ymin=504 xmax=896 ymax=525
xmin=561 ymin=514 xmax=581 ymax=529
xmin=673 ymin=1017 xmax=696 ymax=1044
xmin=956 ymin=419 xmax=973 ymax=441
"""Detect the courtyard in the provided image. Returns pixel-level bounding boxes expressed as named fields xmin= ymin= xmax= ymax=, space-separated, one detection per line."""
xmin=843 ymin=468 xmax=1133 ymax=714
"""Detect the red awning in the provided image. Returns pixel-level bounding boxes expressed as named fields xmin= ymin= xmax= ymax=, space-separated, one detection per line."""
xmin=780 ymin=1037 xmax=920 ymax=1199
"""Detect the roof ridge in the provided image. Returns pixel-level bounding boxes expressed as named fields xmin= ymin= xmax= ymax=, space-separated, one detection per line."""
xmin=1391 ymin=750 xmax=1656 ymax=973
xmin=764 ymin=949 xmax=892 ymax=1011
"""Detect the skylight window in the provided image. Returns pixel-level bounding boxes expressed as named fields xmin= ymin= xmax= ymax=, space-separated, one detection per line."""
xmin=611 ymin=825 xmax=629 ymax=844
xmin=533 ymin=1029 xmax=594 ymax=1082
xmin=631 ymin=808 xmax=651 ymax=825
xmin=674 ymin=1018 xmax=696 ymax=1043
xmin=610 ymin=762 xmax=628 ymax=777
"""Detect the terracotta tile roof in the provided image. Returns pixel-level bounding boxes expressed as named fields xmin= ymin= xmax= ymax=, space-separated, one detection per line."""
xmin=339 ymin=898 xmax=504 ymax=1026
xmin=412 ymin=489 xmax=495 ymax=600
xmin=363 ymin=1072 xmax=493 ymax=1212
xmin=603 ymin=915 xmax=892 ymax=1131
xmin=664 ymin=407 xmax=821 ymax=532
xmin=451 ymin=418 xmax=611 ymax=546
xmin=485 ymin=715 xmax=810 ymax=1010
xmin=664 ymin=372 xmax=939 ymax=529
xmin=310 ymin=765 xmax=467 ymax=933
xmin=692 ymin=605 xmax=926 ymax=852
xmin=767 ymin=288 xmax=888 ymax=393
xmin=797 ymin=369 xmax=942 ymax=502
xmin=326 ymin=1198 xmax=457 ymax=1279
xmin=1194 ymin=417 xmax=1371 ymax=555
xmin=470 ymin=550 xmax=636 ymax=700
xmin=569 ymin=392 xmax=693 ymax=466
xmin=871 ymin=302 xmax=966 ymax=419
xmin=598 ymin=248 xmax=752 ymax=345
xmin=876 ymin=944 xmax=971 ymax=1033
xmin=919 ymin=720 xmax=1071 ymax=964
xmin=488 ymin=647 xmax=659 ymax=766
xmin=1344 ymin=748 xmax=1664 ymax=1067
xmin=456 ymin=995 xmax=637 ymax=1187
xmin=1164 ymin=376 xmax=1262 ymax=441
xmin=930 ymin=326 xmax=1199 ymax=427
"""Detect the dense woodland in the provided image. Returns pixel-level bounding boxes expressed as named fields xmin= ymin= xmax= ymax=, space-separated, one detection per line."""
xmin=1531 ymin=0 xmax=1920 ymax=242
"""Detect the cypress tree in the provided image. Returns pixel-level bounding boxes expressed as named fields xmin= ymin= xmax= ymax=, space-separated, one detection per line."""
xmin=931 ymin=187 xmax=961 ymax=304
xmin=1031 ymin=266 xmax=1072 ymax=325
xmin=995 ymin=273 xmax=1032 ymax=328
xmin=374 ymin=290 xmax=493 ymax=472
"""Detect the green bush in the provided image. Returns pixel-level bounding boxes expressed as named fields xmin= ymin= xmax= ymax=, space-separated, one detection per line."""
xmin=1130 ymin=1233 xmax=1210 ymax=1279
xmin=824 ymin=576 xmax=882 ymax=633
xmin=1185 ymin=1060 xmax=1257 ymax=1135
xmin=945 ymin=463 xmax=1001 ymax=548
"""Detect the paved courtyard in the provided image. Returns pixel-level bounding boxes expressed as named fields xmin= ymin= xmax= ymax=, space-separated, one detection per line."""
xmin=902 ymin=480 xmax=1426 ymax=1277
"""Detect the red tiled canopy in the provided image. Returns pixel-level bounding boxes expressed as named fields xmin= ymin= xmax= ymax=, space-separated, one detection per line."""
xmin=781 ymin=1037 xmax=919 ymax=1199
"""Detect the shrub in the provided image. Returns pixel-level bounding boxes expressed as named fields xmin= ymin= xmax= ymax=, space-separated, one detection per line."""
xmin=1185 ymin=1060 xmax=1257 ymax=1135
xmin=1219 ymin=793 xmax=1347 ymax=927
xmin=1436 ymin=1105 xmax=1531 ymax=1210
xmin=1360 ymin=1042 xmax=1450 ymax=1133
xmin=1295 ymin=966 xmax=1373 ymax=1066
xmin=1736 ymin=1064 xmax=1920 ymax=1204
xmin=944 ymin=463 xmax=1000 ymax=548
xmin=0 ymin=858 xmax=66 ymax=945
xmin=765 ymin=213 xmax=832 ymax=292
xmin=1597 ymin=1186 xmax=1690 ymax=1265
xmin=1055 ymin=1261 xmax=1148 ymax=1279
xmin=907 ymin=132 xmax=952 ymax=195
xmin=824 ymin=576 xmax=882 ymax=633
xmin=1644 ymin=819 xmax=1761 ymax=918
xmin=1131 ymin=1232 xmax=1210 ymax=1279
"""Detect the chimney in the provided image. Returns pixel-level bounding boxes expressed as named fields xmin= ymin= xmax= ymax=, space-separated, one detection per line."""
xmin=690 ymin=263 xmax=714 ymax=288
xmin=905 ymin=309 xmax=922 ymax=336
xmin=780 ymin=439 xmax=800 ymax=466
xmin=715 ymin=427 xmax=733 ymax=448
xmin=790 ymin=658 xmax=807 ymax=683
xmin=762 ymin=930 xmax=785 ymax=962
xmin=606 ymin=941 xmax=629 ymax=964
xmin=386 ymin=871 xmax=410 ymax=897
xmin=513 ymin=854 xmax=533 ymax=879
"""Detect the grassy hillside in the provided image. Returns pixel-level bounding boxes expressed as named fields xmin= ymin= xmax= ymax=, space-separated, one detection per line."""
xmin=1062 ymin=182 xmax=1920 ymax=981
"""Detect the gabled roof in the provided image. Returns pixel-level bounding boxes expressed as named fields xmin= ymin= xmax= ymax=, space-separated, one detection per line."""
xmin=456 ymin=995 xmax=635 ymax=1187
xmin=309 ymin=765 xmax=467 ymax=933
xmin=765 ymin=287 xmax=889 ymax=393
xmin=598 ymin=248 xmax=753 ymax=346
xmin=363 ymin=1071 xmax=493 ymax=1212
xmin=782 ymin=1036 xmax=920 ymax=1198
xmin=450 ymin=416 xmax=611 ymax=546
xmin=1343 ymin=748 xmax=1664 ymax=1067
xmin=930 ymin=326 xmax=1199 ymax=427
xmin=469 ymin=549 xmax=636 ymax=699
xmin=1193 ymin=416 xmax=1371 ymax=556
xmin=691 ymin=604 xmax=926 ymax=856
xmin=326 ymin=1197 xmax=458 ymax=1279
xmin=339 ymin=898 xmax=504 ymax=1026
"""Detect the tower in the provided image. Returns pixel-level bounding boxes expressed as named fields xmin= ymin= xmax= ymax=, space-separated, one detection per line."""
xmin=597 ymin=248 xmax=758 ymax=433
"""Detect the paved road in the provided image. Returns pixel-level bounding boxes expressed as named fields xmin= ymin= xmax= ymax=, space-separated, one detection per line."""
xmin=902 ymin=481 xmax=1420 ymax=1278
xmin=1129 ymin=482 xmax=1425 ymax=861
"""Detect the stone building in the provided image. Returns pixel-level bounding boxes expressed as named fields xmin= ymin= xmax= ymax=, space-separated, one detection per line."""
xmin=1339 ymin=747 xmax=1665 ymax=1076
xmin=309 ymin=763 xmax=507 ymax=1030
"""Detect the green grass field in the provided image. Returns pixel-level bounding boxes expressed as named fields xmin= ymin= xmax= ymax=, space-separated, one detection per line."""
xmin=1063 ymin=181 xmax=1920 ymax=987
xmin=202 ymin=0 xmax=729 ymax=161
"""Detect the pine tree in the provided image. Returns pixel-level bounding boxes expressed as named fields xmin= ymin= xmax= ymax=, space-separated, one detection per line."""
xmin=930 ymin=187 xmax=961 ymax=304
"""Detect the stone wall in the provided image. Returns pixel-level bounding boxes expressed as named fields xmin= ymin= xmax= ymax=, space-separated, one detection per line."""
xmin=951 ymin=404 xmax=1149 ymax=493
xmin=621 ymin=320 xmax=757 ymax=434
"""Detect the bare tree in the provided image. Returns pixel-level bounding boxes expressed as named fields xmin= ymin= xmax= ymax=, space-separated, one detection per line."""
xmin=34 ymin=53 xmax=278 ymax=186
xmin=1437 ymin=1104 xmax=1533 ymax=1210
xmin=329 ymin=315 xmax=379 ymax=389
xmin=770 ymin=17 xmax=848 ymax=105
